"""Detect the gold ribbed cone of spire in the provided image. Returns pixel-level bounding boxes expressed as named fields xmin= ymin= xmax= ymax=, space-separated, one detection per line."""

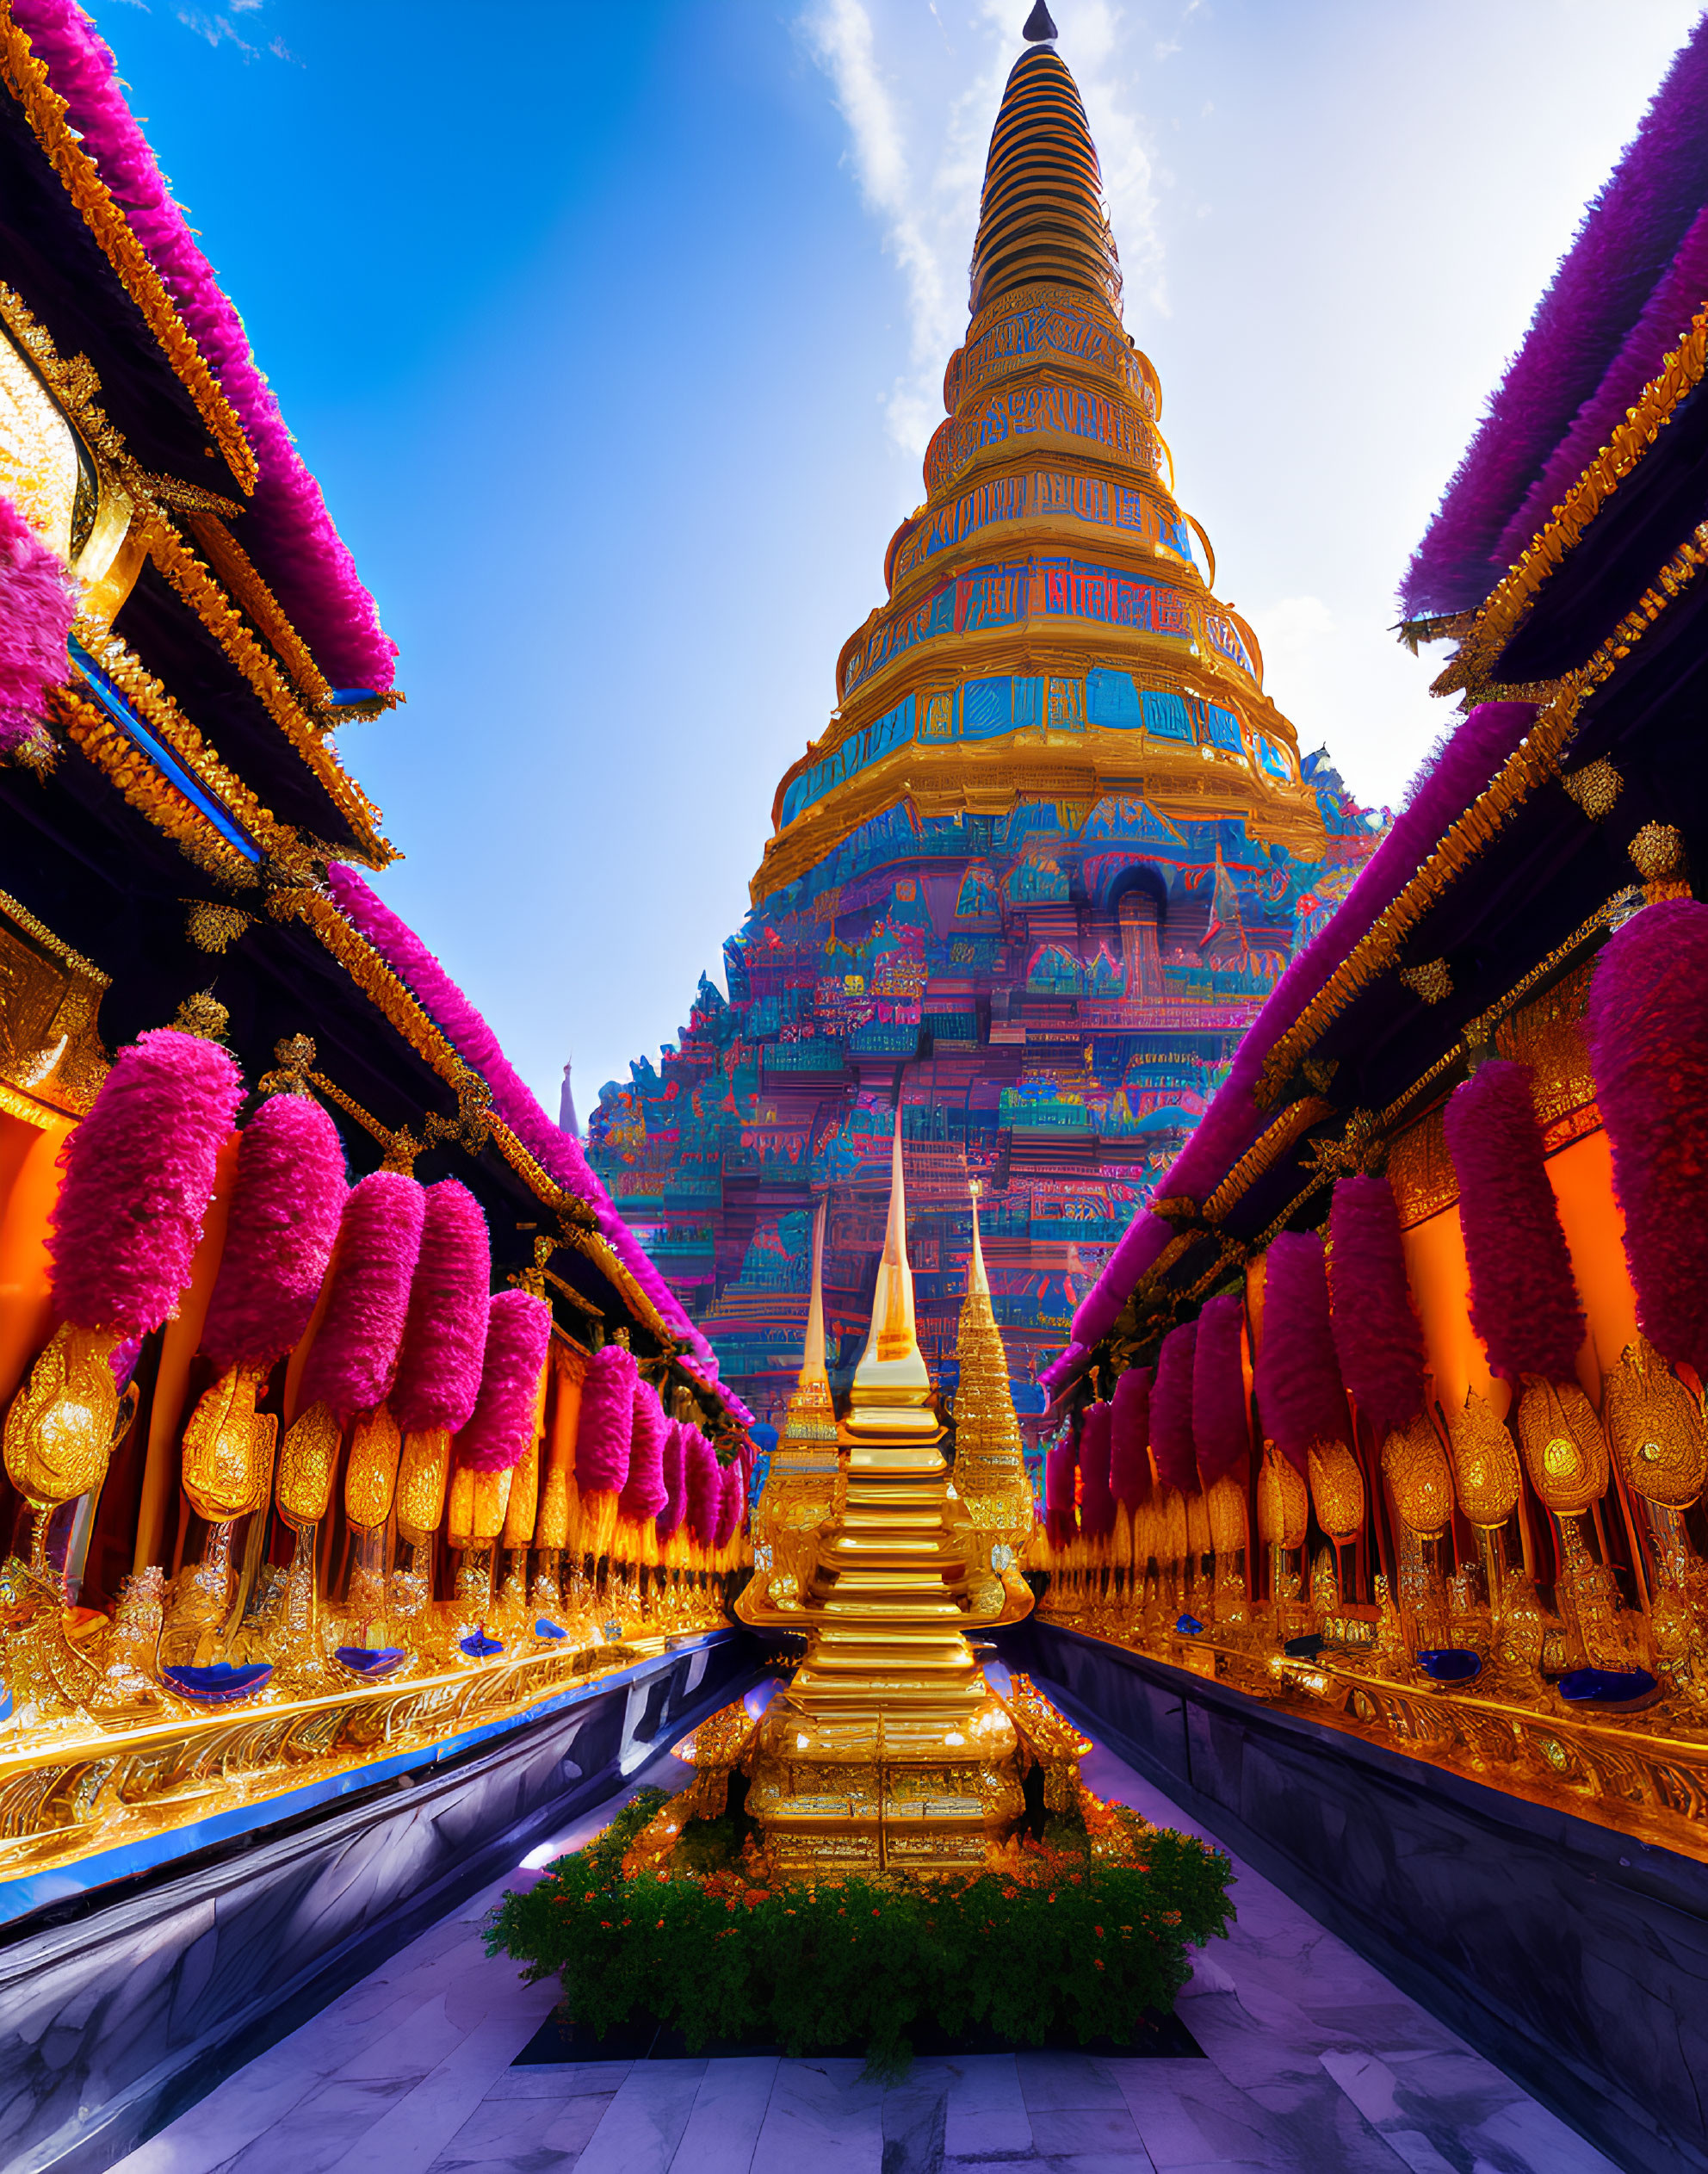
xmin=950 ymin=1184 xmax=1029 ymax=1502
xmin=845 ymin=1110 xmax=942 ymax=1456
xmin=969 ymin=43 xmax=1121 ymax=317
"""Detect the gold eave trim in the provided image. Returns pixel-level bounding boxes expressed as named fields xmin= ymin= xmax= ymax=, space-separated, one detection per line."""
xmin=0 ymin=11 xmax=257 ymax=495
xmin=1435 ymin=300 xmax=1708 ymax=699
xmin=1249 ymin=511 xmax=1708 ymax=1115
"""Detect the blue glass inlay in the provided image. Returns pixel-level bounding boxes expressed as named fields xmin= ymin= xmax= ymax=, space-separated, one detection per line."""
xmin=68 ymin=636 xmax=261 ymax=861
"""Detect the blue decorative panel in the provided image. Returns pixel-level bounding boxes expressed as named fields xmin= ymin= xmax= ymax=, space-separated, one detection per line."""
xmin=1143 ymin=691 xmax=1193 ymax=740
xmin=1086 ymin=666 xmax=1144 ymax=728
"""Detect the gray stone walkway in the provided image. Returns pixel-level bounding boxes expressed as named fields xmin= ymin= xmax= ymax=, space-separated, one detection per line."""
xmin=110 ymin=1731 xmax=1619 ymax=2174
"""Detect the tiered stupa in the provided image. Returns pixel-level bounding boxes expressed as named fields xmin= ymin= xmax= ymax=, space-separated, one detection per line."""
xmin=741 ymin=1118 xmax=1034 ymax=1870
xmin=590 ymin=10 xmax=1378 ymax=1434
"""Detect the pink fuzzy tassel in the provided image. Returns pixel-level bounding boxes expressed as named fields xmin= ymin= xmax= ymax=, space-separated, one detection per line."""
xmin=456 ymin=1290 xmax=551 ymax=1474
xmin=1078 ymin=1401 xmax=1116 ymax=1539
xmin=715 ymin=1458 xmax=746 ymax=1550
xmin=0 ymin=492 xmax=73 ymax=753
xmin=1444 ymin=1061 xmax=1584 ymax=1381
xmin=9 ymin=3 xmax=396 ymax=688
xmin=48 ymin=1028 xmax=243 ymax=1336
xmin=620 ymin=1378 xmax=671 ymax=1523
xmin=1110 ymin=1367 xmax=1152 ymax=1509
xmin=201 ymin=1093 xmax=345 ymax=1375
xmin=1192 ymin=1294 xmax=1250 ymax=1488
xmin=1045 ymin=1423 xmax=1080 ymax=1547
xmin=1327 ymin=1176 xmax=1425 ymax=1436
xmin=392 ymin=1180 xmax=491 ymax=1435
xmin=1254 ymin=1233 xmax=1347 ymax=1472
xmin=322 ymin=865 xmax=751 ymax=1421
xmin=656 ymin=1421 xmax=687 ymax=1544
xmin=575 ymin=1343 xmax=637 ymax=1496
xmin=1587 ymin=900 xmax=1708 ymax=1375
xmin=685 ymin=1429 xmax=723 ymax=1547
xmin=299 ymin=1172 xmax=425 ymax=1419
xmin=1151 ymin=1323 xmax=1198 ymax=1491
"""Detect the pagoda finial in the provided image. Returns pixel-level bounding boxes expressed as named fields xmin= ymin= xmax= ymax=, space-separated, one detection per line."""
xmin=968 ymin=1178 xmax=990 ymax=1298
xmin=969 ymin=22 xmax=1120 ymax=316
xmin=846 ymin=1105 xmax=940 ymax=1452
xmin=801 ymin=1198 xmax=830 ymax=1392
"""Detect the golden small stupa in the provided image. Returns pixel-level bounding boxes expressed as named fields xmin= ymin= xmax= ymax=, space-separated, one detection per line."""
xmin=741 ymin=1118 xmax=1035 ymax=1870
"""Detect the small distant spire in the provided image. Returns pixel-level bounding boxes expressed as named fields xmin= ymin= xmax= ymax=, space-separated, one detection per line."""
xmin=1023 ymin=1 xmax=1057 ymax=40
xmin=558 ymin=1058 xmax=579 ymax=1138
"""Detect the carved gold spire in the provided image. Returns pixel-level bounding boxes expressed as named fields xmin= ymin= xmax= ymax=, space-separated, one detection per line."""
xmin=845 ymin=1108 xmax=941 ymax=1453
xmin=951 ymin=1182 xmax=1028 ymax=1502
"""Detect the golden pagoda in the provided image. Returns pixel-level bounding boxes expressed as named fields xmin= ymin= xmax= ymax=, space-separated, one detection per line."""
xmin=743 ymin=1115 xmax=1031 ymax=1869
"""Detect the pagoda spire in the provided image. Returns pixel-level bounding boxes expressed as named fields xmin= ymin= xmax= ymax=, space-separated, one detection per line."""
xmin=952 ymin=1182 xmax=1029 ymax=1502
xmin=968 ymin=33 xmax=1120 ymax=316
xmin=1022 ymin=1 xmax=1058 ymax=38
xmin=845 ymin=1107 xmax=939 ymax=1450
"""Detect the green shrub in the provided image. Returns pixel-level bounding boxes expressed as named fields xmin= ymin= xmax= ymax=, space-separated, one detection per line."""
xmin=488 ymin=1791 xmax=1231 ymax=2075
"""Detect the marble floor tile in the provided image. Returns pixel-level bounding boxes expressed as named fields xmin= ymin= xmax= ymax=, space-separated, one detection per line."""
xmin=423 ymin=2089 xmax=591 ymax=2171
xmin=670 ymin=2053 xmax=778 ymax=2174
xmin=942 ymin=2052 xmax=1026 ymax=2117
xmin=880 ymin=2067 xmax=949 ymax=2174
xmin=944 ymin=2106 xmax=1033 ymax=2158
xmin=488 ymin=2062 xmax=634 ymax=2098
xmin=1027 ymin=2103 xmax=1151 ymax=2152
xmin=751 ymin=2058 xmax=886 ymax=2174
xmin=1015 ymin=2050 xmax=1129 ymax=2110
xmin=573 ymin=2059 xmax=706 ymax=2174
xmin=316 ymin=2010 xmax=553 ymax=2174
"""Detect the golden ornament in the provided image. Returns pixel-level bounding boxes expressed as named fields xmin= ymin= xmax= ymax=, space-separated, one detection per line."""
xmin=1306 ymin=1437 xmax=1365 ymax=1542
xmin=1257 ymin=1448 xmax=1309 ymax=1550
xmin=275 ymin=1400 xmax=342 ymax=1527
xmin=3 ymin=1322 xmax=121 ymax=1508
xmin=1381 ymin=1409 xmax=1455 ymax=1536
xmin=1445 ymin=1385 xmax=1522 ymax=1526
xmin=1513 ymin=1376 xmax=1609 ymax=1516
xmin=396 ymin=1427 xmax=452 ymax=1539
xmin=1603 ymin=1337 xmax=1708 ymax=1508
xmin=181 ymin=1363 xmax=275 ymax=1524
xmin=344 ymin=1406 xmax=402 ymax=1530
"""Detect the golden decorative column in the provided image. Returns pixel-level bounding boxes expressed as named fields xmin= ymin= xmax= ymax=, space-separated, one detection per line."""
xmin=744 ymin=1117 xmax=1028 ymax=1871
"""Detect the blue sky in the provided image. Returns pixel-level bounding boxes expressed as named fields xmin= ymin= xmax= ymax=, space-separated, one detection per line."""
xmin=90 ymin=0 xmax=1703 ymax=1114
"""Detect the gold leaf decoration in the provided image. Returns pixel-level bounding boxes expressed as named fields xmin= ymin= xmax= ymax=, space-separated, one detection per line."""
xmin=1445 ymin=1385 xmax=1522 ymax=1526
xmin=1603 ymin=1338 xmax=1708 ymax=1508
xmin=1380 ymin=1410 xmax=1455 ymax=1536
xmin=1513 ymin=1376 xmax=1610 ymax=1516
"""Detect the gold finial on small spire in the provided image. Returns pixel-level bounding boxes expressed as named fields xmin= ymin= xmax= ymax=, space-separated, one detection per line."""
xmin=801 ymin=1197 xmax=830 ymax=1394
xmin=846 ymin=1106 xmax=941 ymax=1454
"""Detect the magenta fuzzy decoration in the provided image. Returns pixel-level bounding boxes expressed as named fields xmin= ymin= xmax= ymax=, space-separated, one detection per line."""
xmin=574 ymin=1343 xmax=637 ymax=1496
xmin=9 ymin=3 xmax=396 ymax=688
xmin=1403 ymin=15 xmax=1708 ymax=616
xmin=1110 ymin=1367 xmax=1152 ymax=1510
xmin=685 ymin=1430 xmax=723 ymax=1547
xmin=620 ymin=1378 xmax=671 ymax=1523
xmin=392 ymin=1181 xmax=491 ymax=1435
xmin=1044 ymin=1425 xmax=1080 ymax=1547
xmin=1327 ymin=1176 xmax=1426 ymax=1437
xmin=656 ymin=1421 xmax=688 ymax=1544
xmin=1587 ymin=900 xmax=1708 ymax=1374
xmin=1077 ymin=1401 xmax=1116 ymax=1540
xmin=0 ymin=492 xmax=73 ymax=753
xmin=201 ymin=1093 xmax=346 ymax=1375
xmin=1192 ymin=1295 xmax=1250 ymax=1489
xmin=455 ymin=1291 xmax=550 ymax=1475
xmin=1255 ymin=1233 xmax=1347 ymax=1472
xmin=48 ymin=1028 xmax=242 ymax=1337
xmin=323 ymin=865 xmax=751 ymax=1425
xmin=1444 ymin=1061 xmax=1584 ymax=1382
xmin=1151 ymin=1324 xmax=1198 ymax=1491
xmin=1064 ymin=703 xmax=1539 ymax=1366
xmin=715 ymin=1458 xmax=746 ymax=1550
xmin=299 ymin=1172 xmax=425 ymax=1420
